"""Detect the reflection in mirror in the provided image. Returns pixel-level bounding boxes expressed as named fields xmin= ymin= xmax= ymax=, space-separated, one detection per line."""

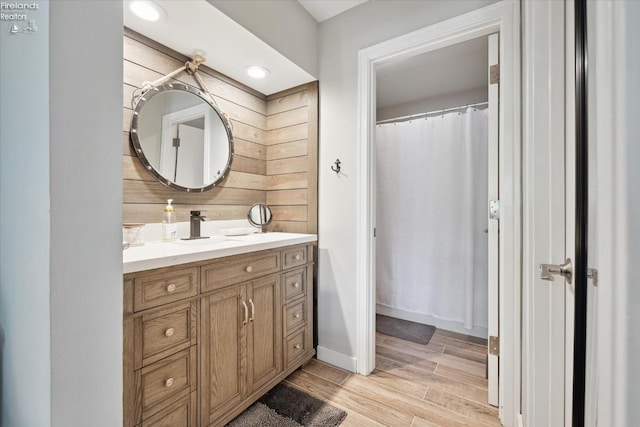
xmin=131 ymin=83 xmax=233 ymax=192
xmin=248 ymin=203 xmax=273 ymax=233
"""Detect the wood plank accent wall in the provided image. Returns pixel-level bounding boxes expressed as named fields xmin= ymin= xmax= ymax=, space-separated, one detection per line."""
xmin=123 ymin=28 xmax=267 ymax=224
xmin=265 ymin=82 xmax=319 ymax=234
xmin=122 ymin=29 xmax=318 ymax=237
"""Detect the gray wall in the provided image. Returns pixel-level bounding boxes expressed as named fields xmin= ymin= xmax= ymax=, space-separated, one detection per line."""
xmin=49 ymin=1 xmax=123 ymax=426
xmin=619 ymin=1 xmax=639 ymax=421
xmin=208 ymin=0 xmax=318 ymax=78
xmin=0 ymin=3 xmax=51 ymax=426
xmin=0 ymin=1 xmax=123 ymax=426
xmin=316 ymin=0 xmax=498 ymax=361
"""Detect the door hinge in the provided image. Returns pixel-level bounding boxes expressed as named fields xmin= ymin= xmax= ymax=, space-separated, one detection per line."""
xmin=489 ymin=200 xmax=500 ymax=220
xmin=490 ymin=64 xmax=500 ymax=84
xmin=489 ymin=335 xmax=500 ymax=356
xmin=373 ymin=227 xmax=376 ymax=238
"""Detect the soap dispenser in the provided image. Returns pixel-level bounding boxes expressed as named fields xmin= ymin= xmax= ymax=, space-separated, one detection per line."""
xmin=162 ymin=199 xmax=178 ymax=241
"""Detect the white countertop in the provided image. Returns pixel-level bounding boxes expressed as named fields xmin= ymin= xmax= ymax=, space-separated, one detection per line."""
xmin=123 ymin=232 xmax=317 ymax=274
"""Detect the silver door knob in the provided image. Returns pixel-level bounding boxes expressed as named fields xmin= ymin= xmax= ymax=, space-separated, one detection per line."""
xmin=540 ymin=258 xmax=573 ymax=284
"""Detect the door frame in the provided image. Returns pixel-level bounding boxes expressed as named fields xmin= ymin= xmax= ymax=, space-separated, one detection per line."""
xmin=355 ymin=1 xmax=521 ymax=424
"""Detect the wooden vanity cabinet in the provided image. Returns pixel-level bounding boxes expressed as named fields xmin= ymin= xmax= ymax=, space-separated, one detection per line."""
xmin=199 ymin=274 xmax=282 ymax=426
xmin=124 ymin=243 xmax=314 ymax=427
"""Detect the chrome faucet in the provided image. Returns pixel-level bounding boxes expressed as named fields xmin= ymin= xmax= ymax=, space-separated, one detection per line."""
xmin=184 ymin=210 xmax=209 ymax=240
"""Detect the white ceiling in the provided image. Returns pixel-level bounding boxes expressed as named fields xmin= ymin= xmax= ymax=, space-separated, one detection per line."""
xmin=123 ymin=0 xmax=315 ymax=96
xmin=376 ymin=36 xmax=488 ymax=110
xmin=298 ymin=0 xmax=368 ymax=22
xmin=124 ymin=0 xmax=487 ymax=106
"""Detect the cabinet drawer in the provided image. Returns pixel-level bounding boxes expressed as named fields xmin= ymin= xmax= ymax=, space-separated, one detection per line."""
xmin=140 ymin=391 xmax=196 ymax=427
xmin=202 ymin=251 xmax=280 ymax=292
xmin=134 ymin=267 xmax=198 ymax=312
xmin=285 ymin=329 xmax=307 ymax=368
xmin=139 ymin=301 xmax=196 ymax=367
xmin=283 ymin=267 xmax=306 ymax=302
xmin=282 ymin=245 xmax=308 ymax=269
xmin=141 ymin=347 xmax=196 ymax=419
xmin=285 ymin=300 xmax=306 ymax=335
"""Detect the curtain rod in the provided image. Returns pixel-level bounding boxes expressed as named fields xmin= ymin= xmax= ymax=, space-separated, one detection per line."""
xmin=376 ymin=101 xmax=489 ymax=125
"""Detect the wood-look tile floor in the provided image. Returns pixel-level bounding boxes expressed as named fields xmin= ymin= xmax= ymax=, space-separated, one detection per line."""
xmin=285 ymin=329 xmax=500 ymax=427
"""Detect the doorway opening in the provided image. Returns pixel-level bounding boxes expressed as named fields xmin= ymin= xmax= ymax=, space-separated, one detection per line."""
xmin=374 ymin=35 xmax=491 ymax=340
xmin=356 ymin=2 xmax=521 ymax=424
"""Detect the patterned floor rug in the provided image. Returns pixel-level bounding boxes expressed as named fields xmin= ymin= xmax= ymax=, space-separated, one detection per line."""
xmin=226 ymin=382 xmax=347 ymax=426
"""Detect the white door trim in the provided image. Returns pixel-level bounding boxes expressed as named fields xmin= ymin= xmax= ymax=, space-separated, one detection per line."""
xmin=355 ymin=1 xmax=521 ymax=425
xmin=487 ymin=31 xmax=500 ymax=407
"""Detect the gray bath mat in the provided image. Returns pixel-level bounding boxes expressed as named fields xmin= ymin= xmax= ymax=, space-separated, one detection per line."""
xmin=226 ymin=383 xmax=347 ymax=426
xmin=376 ymin=314 xmax=436 ymax=345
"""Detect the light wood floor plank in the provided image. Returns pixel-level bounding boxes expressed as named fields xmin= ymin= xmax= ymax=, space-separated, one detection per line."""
xmin=283 ymin=329 xmax=499 ymax=427
xmin=442 ymin=344 xmax=488 ymax=364
xmin=375 ymin=355 xmax=489 ymax=405
xmin=411 ymin=417 xmax=441 ymax=427
xmin=286 ymin=370 xmax=415 ymax=426
xmin=434 ymin=365 xmax=489 ymax=389
xmin=425 ymin=388 xmax=500 ymax=426
xmin=430 ymin=335 xmax=486 ymax=355
xmin=339 ymin=373 xmax=489 ymax=427
xmin=434 ymin=329 xmax=488 ymax=346
xmin=302 ymin=359 xmax=352 ymax=384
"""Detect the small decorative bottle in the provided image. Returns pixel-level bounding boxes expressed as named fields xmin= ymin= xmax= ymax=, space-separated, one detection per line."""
xmin=161 ymin=199 xmax=178 ymax=241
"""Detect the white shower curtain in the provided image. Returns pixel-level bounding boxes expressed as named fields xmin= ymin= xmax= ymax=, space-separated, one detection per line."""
xmin=375 ymin=107 xmax=488 ymax=331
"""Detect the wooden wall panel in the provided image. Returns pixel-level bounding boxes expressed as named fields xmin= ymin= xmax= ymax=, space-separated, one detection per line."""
xmin=265 ymin=81 xmax=318 ymax=235
xmin=122 ymin=29 xmax=317 ymax=240
xmin=122 ymin=29 xmax=267 ymax=224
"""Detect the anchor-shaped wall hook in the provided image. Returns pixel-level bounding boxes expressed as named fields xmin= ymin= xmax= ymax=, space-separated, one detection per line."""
xmin=331 ymin=159 xmax=341 ymax=174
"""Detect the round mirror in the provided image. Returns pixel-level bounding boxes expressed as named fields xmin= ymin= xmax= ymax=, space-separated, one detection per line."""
xmin=248 ymin=203 xmax=273 ymax=231
xmin=130 ymin=83 xmax=233 ymax=192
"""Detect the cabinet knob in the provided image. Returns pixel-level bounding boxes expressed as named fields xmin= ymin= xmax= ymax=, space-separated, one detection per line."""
xmin=293 ymin=282 xmax=300 ymax=288
xmin=294 ymin=312 xmax=301 ymax=319
xmin=246 ymin=266 xmax=253 ymax=273
xmin=165 ymin=378 xmax=175 ymax=387
xmin=165 ymin=328 xmax=175 ymax=337
xmin=166 ymin=283 xmax=176 ymax=293
xmin=295 ymin=254 xmax=301 ymax=261
xmin=294 ymin=344 xmax=301 ymax=350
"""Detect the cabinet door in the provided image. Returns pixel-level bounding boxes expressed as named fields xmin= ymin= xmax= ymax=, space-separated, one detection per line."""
xmin=200 ymin=285 xmax=247 ymax=426
xmin=246 ymin=275 xmax=282 ymax=394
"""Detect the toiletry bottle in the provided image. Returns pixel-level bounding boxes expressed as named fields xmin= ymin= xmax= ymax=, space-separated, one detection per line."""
xmin=162 ymin=199 xmax=178 ymax=241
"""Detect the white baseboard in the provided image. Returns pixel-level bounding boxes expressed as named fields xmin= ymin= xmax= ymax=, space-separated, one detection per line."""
xmin=316 ymin=346 xmax=357 ymax=373
xmin=376 ymin=304 xmax=489 ymax=339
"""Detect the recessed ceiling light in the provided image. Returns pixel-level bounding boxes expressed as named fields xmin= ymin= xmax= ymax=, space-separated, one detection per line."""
xmin=129 ymin=1 xmax=165 ymax=22
xmin=245 ymin=65 xmax=270 ymax=79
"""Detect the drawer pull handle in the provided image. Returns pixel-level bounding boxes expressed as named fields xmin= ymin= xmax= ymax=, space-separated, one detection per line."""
xmin=165 ymin=378 xmax=175 ymax=387
xmin=294 ymin=312 xmax=301 ymax=319
xmin=293 ymin=282 xmax=300 ymax=288
xmin=166 ymin=284 xmax=177 ymax=293
xmin=294 ymin=344 xmax=301 ymax=350
xmin=242 ymin=301 xmax=248 ymax=325
xmin=295 ymin=254 xmax=302 ymax=261
xmin=246 ymin=266 xmax=253 ymax=273
xmin=249 ymin=299 xmax=255 ymax=322
xmin=165 ymin=328 xmax=175 ymax=337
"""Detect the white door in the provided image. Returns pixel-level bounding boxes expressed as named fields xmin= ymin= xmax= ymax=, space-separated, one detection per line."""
xmin=174 ymin=123 xmax=205 ymax=188
xmin=521 ymin=1 xmax=575 ymax=425
xmin=486 ymin=32 xmax=499 ymax=407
